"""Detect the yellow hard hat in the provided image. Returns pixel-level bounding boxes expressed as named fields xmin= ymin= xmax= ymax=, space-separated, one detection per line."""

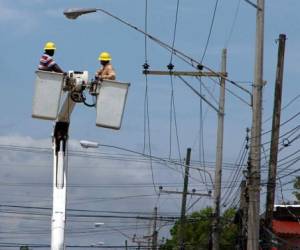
xmin=98 ymin=52 xmax=112 ymax=61
xmin=44 ymin=41 xmax=56 ymax=50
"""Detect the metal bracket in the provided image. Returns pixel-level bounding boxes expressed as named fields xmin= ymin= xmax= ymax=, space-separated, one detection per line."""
xmin=244 ymin=0 xmax=262 ymax=11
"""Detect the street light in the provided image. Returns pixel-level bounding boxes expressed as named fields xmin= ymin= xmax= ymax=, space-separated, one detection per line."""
xmin=63 ymin=8 xmax=97 ymax=19
xmin=79 ymin=140 xmax=214 ymax=185
xmin=91 ymin=241 xmax=105 ymax=247
xmin=94 ymin=222 xmax=131 ymax=240
xmin=94 ymin=222 xmax=105 ymax=228
xmin=80 ymin=140 xmax=100 ymax=149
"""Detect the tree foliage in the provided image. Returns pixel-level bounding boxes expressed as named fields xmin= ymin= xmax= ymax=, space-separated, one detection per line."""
xmin=20 ymin=246 xmax=30 ymax=250
xmin=293 ymin=176 xmax=300 ymax=202
xmin=160 ymin=207 xmax=238 ymax=250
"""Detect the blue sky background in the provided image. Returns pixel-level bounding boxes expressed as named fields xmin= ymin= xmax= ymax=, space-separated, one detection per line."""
xmin=1 ymin=0 xmax=300 ymax=248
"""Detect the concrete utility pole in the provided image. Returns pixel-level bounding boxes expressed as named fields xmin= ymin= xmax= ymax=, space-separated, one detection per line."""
xmin=264 ymin=34 xmax=286 ymax=249
xmin=144 ymin=70 xmax=227 ymax=112
xmin=237 ymin=180 xmax=248 ymax=250
xmin=179 ymin=148 xmax=191 ymax=250
xmin=212 ymin=48 xmax=227 ymax=250
xmin=247 ymin=0 xmax=265 ymax=250
xmin=152 ymin=207 xmax=158 ymax=250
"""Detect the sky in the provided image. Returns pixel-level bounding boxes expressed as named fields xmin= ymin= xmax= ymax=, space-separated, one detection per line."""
xmin=1 ymin=0 xmax=300 ymax=249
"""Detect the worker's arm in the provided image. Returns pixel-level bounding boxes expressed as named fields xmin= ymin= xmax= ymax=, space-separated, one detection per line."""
xmin=95 ymin=68 xmax=103 ymax=79
xmin=52 ymin=64 xmax=64 ymax=74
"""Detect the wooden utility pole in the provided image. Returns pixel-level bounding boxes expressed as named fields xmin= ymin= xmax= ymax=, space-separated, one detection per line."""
xmin=179 ymin=148 xmax=191 ymax=250
xmin=125 ymin=240 xmax=128 ymax=250
xmin=247 ymin=0 xmax=265 ymax=250
xmin=264 ymin=33 xmax=286 ymax=249
xmin=152 ymin=207 xmax=158 ymax=250
xmin=212 ymin=48 xmax=227 ymax=250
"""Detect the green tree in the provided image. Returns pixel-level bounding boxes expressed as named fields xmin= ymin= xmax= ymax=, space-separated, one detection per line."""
xmin=160 ymin=207 xmax=238 ymax=250
xmin=20 ymin=246 xmax=30 ymax=250
xmin=293 ymin=176 xmax=300 ymax=202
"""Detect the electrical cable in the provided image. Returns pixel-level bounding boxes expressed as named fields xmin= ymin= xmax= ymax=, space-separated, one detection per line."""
xmin=93 ymin=7 xmax=252 ymax=97
xmin=169 ymin=0 xmax=180 ymax=64
xmin=224 ymin=0 xmax=242 ymax=48
xmin=198 ymin=78 xmax=210 ymax=192
xmin=221 ymin=140 xmax=248 ymax=206
xmin=168 ymin=75 xmax=183 ymax=165
xmin=176 ymin=75 xmax=220 ymax=113
xmin=143 ymin=0 xmax=149 ymax=154
xmin=263 ymin=92 xmax=300 ymax=124
xmin=200 ymin=0 xmax=220 ymax=63
xmin=142 ymin=0 xmax=158 ymax=196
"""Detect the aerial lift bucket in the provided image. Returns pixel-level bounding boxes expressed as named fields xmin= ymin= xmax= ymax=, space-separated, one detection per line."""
xmin=96 ymin=80 xmax=130 ymax=130
xmin=32 ymin=70 xmax=64 ymax=120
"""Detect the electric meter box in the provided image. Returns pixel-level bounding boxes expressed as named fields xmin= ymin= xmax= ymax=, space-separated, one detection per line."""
xmin=32 ymin=70 xmax=64 ymax=120
xmin=96 ymin=80 xmax=130 ymax=130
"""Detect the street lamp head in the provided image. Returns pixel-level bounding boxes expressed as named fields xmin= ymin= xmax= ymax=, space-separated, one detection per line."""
xmin=91 ymin=241 xmax=104 ymax=247
xmin=94 ymin=222 xmax=105 ymax=228
xmin=63 ymin=8 xmax=97 ymax=20
xmin=80 ymin=140 xmax=100 ymax=149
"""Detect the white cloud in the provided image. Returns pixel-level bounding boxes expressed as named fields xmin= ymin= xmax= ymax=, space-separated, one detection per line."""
xmin=0 ymin=135 xmax=178 ymax=246
xmin=0 ymin=2 xmax=38 ymax=33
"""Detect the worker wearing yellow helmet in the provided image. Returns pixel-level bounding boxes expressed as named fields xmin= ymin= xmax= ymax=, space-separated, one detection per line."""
xmin=95 ymin=52 xmax=116 ymax=81
xmin=38 ymin=41 xmax=64 ymax=73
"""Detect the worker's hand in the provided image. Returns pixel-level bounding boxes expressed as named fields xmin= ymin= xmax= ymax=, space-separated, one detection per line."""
xmin=95 ymin=75 xmax=103 ymax=82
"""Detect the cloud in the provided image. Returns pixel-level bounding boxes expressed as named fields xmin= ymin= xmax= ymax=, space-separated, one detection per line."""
xmin=0 ymin=135 xmax=178 ymax=246
xmin=0 ymin=2 xmax=38 ymax=33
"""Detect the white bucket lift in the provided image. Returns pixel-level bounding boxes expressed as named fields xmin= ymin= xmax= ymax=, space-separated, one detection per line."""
xmin=96 ymin=80 xmax=130 ymax=130
xmin=32 ymin=70 xmax=64 ymax=120
xmin=32 ymin=69 xmax=130 ymax=250
xmin=32 ymin=71 xmax=130 ymax=129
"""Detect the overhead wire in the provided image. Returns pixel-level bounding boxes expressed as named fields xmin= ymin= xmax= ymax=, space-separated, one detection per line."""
xmin=263 ymin=92 xmax=300 ymax=124
xmin=0 ymin=143 xmax=213 ymax=187
xmin=221 ymin=136 xmax=249 ymax=206
xmin=142 ymin=0 xmax=159 ymax=196
xmin=94 ymin=7 xmax=252 ymax=98
xmin=197 ymin=78 xmax=210 ymax=192
xmin=200 ymin=0 xmax=220 ymax=63
xmin=224 ymin=0 xmax=242 ymax=48
xmin=167 ymin=0 xmax=182 ymax=165
xmin=143 ymin=0 xmax=149 ymax=153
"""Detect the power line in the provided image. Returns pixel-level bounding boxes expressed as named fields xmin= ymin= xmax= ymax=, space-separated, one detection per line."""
xmin=169 ymin=0 xmax=181 ymax=63
xmin=224 ymin=0 xmax=242 ymax=48
xmin=200 ymin=0 xmax=220 ymax=63
xmin=93 ymin=7 xmax=252 ymax=97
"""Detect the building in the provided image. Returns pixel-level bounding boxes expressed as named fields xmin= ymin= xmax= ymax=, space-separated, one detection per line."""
xmin=270 ymin=205 xmax=300 ymax=250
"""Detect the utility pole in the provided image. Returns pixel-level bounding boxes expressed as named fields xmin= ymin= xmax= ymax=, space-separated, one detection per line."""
xmin=212 ymin=48 xmax=227 ymax=250
xmin=237 ymin=180 xmax=248 ymax=250
xmin=143 ymin=53 xmax=225 ymax=250
xmin=179 ymin=148 xmax=191 ymax=250
xmin=143 ymin=66 xmax=227 ymax=115
xmin=125 ymin=240 xmax=128 ymax=250
xmin=264 ymin=34 xmax=286 ymax=249
xmin=152 ymin=207 xmax=158 ymax=250
xmin=247 ymin=1 xmax=265 ymax=250
xmin=133 ymin=234 xmax=148 ymax=250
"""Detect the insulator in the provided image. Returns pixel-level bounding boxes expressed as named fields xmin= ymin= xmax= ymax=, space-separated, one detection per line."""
xmin=167 ymin=63 xmax=174 ymax=70
xmin=143 ymin=63 xmax=150 ymax=70
xmin=197 ymin=64 xmax=203 ymax=70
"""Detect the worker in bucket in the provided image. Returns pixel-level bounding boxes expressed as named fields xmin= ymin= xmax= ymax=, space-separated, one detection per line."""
xmin=38 ymin=41 xmax=64 ymax=73
xmin=95 ymin=52 xmax=116 ymax=80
